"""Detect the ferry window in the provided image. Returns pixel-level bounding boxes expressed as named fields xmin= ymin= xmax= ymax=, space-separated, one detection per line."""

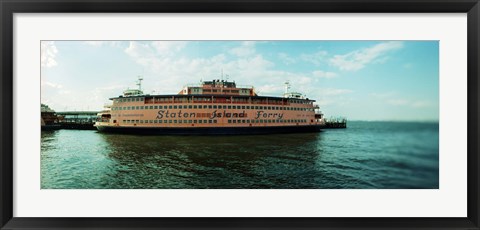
xmin=260 ymin=120 xmax=264 ymax=123
xmin=159 ymin=120 xmax=162 ymax=123
xmin=213 ymin=105 xmax=217 ymax=109
xmin=140 ymin=106 xmax=144 ymax=109
xmin=174 ymin=105 xmax=178 ymax=109
xmin=139 ymin=120 xmax=143 ymax=124
xmin=169 ymin=106 xmax=173 ymax=109
xmin=208 ymin=105 xmax=212 ymax=109
xmin=188 ymin=120 xmax=192 ymax=123
xmin=233 ymin=120 xmax=236 ymax=123
xmin=174 ymin=120 xmax=177 ymax=123
xmin=178 ymin=105 xmax=182 ymax=109
xmin=213 ymin=120 xmax=217 ymax=123
xmin=122 ymin=120 xmax=125 ymax=123
xmin=189 ymin=105 xmax=192 ymax=109
xmin=199 ymin=120 xmax=203 ymax=124
xmin=255 ymin=106 xmax=259 ymax=109
xmin=209 ymin=120 xmax=213 ymax=123
xmin=193 ymin=105 xmax=197 ymax=109
xmin=169 ymin=120 xmax=172 ymax=123
xmin=203 ymin=105 xmax=208 ymax=109
xmin=222 ymin=105 xmax=227 ymax=109
xmin=154 ymin=120 xmax=158 ymax=123
xmin=233 ymin=106 xmax=237 ymax=109
xmin=204 ymin=120 xmax=207 ymax=123
xmin=242 ymin=106 xmax=245 ymax=109
xmin=228 ymin=120 xmax=231 ymax=123
xmin=228 ymin=106 xmax=232 ymax=109
xmin=237 ymin=120 xmax=241 ymax=123
xmin=194 ymin=120 xmax=197 ymax=123
xmin=140 ymin=98 xmax=144 ymax=101
xmin=154 ymin=106 xmax=158 ymax=109
xmin=123 ymin=107 xmax=127 ymax=110
xmin=242 ymin=120 xmax=245 ymax=123
xmin=179 ymin=120 xmax=183 ymax=123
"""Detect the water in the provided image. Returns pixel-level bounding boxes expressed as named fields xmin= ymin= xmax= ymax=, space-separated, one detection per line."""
xmin=41 ymin=121 xmax=439 ymax=189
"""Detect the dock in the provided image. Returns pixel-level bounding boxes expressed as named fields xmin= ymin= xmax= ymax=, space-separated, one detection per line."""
xmin=324 ymin=118 xmax=347 ymax=129
xmin=56 ymin=111 xmax=99 ymax=130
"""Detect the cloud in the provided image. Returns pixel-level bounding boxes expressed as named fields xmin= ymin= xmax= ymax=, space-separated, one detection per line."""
xmin=321 ymin=88 xmax=354 ymax=96
xmin=151 ymin=41 xmax=187 ymax=56
xmin=301 ymin=50 xmax=328 ymax=65
xmin=278 ymin=52 xmax=296 ymax=65
xmin=41 ymin=41 xmax=58 ymax=68
xmin=411 ymin=100 xmax=434 ymax=108
xmin=387 ymin=99 xmax=434 ymax=108
xmin=124 ymin=41 xmax=281 ymax=95
xmin=41 ymin=80 xmax=63 ymax=89
xmin=403 ymin=63 xmax=413 ymax=69
xmin=329 ymin=41 xmax=404 ymax=71
xmin=387 ymin=99 xmax=409 ymax=106
xmin=312 ymin=70 xmax=337 ymax=78
xmin=229 ymin=41 xmax=256 ymax=57
xmin=122 ymin=41 xmax=341 ymax=105
xmin=84 ymin=41 xmax=122 ymax=47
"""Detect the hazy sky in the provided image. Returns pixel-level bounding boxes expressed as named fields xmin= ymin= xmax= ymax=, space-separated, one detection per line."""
xmin=41 ymin=40 xmax=439 ymax=121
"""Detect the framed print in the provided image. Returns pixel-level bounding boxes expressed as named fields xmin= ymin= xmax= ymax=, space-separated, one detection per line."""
xmin=1 ymin=0 xmax=479 ymax=229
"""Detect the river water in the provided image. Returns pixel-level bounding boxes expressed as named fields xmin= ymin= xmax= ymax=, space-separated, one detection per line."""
xmin=41 ymin=121 xmax=439 ymax=189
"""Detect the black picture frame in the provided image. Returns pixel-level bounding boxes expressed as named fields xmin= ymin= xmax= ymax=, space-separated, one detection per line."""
xmin=1 ymin=0 xmax=479 ymax=229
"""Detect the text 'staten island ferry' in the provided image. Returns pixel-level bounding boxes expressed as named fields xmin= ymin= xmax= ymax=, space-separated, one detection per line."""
xmin=95 ymin=76 xmax=325 ymax=135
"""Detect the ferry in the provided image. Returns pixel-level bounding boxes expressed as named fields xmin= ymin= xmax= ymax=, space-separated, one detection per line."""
xmin=95 ymin=76 xmax=325 ymax=135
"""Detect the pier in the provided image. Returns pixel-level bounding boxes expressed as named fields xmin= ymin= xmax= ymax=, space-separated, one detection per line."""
xmin=56 ymin=111 xmax=99 ymax=130
xmin=324 ymin=118 xmax=347 ymax=129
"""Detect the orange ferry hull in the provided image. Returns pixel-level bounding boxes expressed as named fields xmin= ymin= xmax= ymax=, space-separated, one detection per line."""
xmin=96 ymin=125 xmax=323 ymax=135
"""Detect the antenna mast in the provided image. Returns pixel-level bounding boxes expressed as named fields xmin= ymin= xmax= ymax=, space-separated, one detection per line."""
xmin=136 ymin=75 xmax=143 ymax=91
xmin=284 ymin=81 xmax=291 ymax=94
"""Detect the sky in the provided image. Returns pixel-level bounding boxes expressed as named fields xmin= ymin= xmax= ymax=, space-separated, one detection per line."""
xmin=41 ymin=40 xmax=439 ymax=121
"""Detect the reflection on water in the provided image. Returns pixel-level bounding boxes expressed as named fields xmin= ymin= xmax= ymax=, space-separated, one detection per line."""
xmin=99 ymin=133 xmax=321 ymax=188
xmin=41 ymin=121 xmax=439 ymax=189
